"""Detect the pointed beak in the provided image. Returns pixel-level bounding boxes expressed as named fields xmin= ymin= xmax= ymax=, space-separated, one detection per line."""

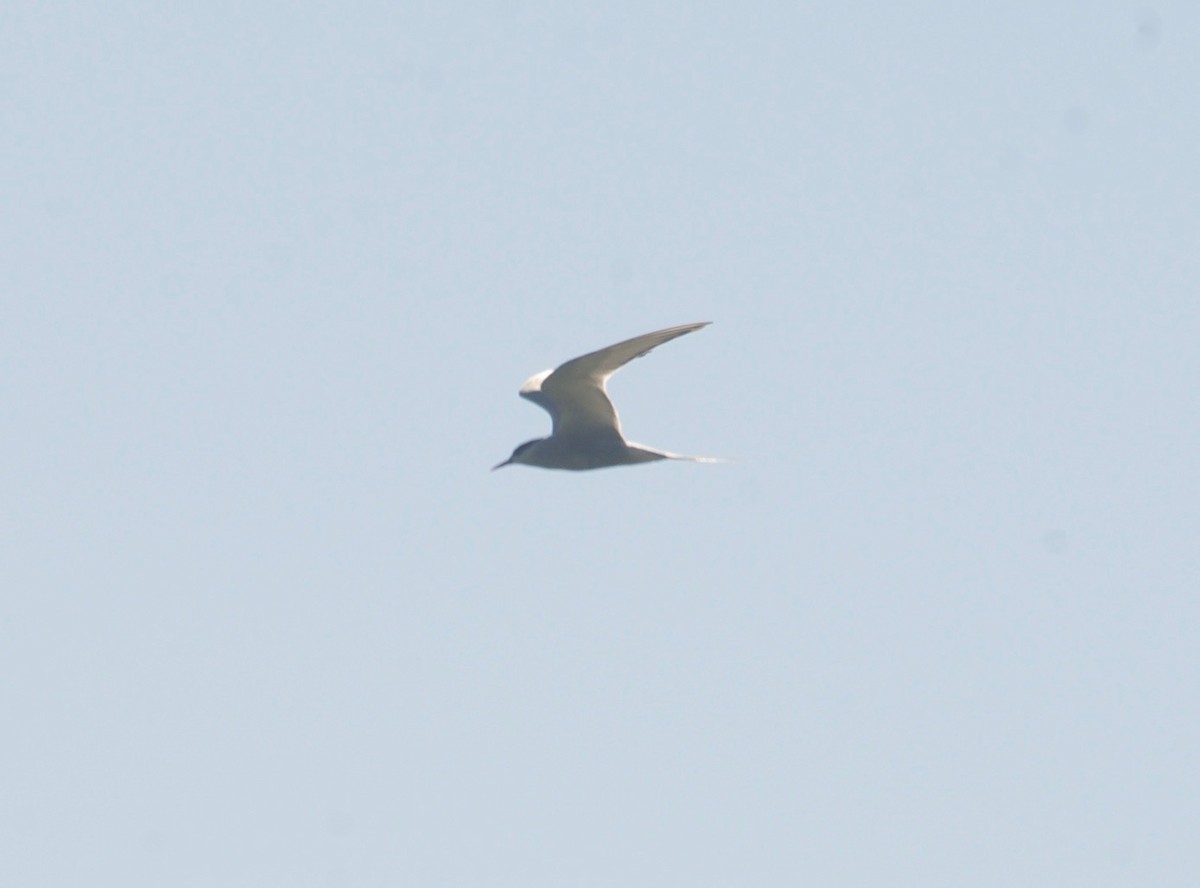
xmin=491 ymin=458 xmax=512 ymax=471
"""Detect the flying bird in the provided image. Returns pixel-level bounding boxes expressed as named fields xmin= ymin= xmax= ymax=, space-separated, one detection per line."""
xmin=493 ymin=322 xmax=720 ymax=471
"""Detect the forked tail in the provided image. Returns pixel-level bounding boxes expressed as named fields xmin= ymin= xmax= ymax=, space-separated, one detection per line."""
xmin=627 ymin=444 xmax=730 ymax=464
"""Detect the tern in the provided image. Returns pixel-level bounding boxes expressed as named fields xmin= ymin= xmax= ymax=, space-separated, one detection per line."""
xmin=493 ymin=322 xmax=720 ymax=471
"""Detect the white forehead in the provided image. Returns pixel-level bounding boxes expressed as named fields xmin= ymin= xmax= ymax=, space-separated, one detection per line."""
xmin=519 ymin=369 xmax=553 ymax=395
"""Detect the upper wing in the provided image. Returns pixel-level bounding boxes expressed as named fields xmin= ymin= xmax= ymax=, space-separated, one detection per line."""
xmin=519 ymin=322 xmax=710 ymax=438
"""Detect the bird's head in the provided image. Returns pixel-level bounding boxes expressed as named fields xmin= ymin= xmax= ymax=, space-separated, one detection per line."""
xmin=492 ymin=438 xmax=545 ymax=470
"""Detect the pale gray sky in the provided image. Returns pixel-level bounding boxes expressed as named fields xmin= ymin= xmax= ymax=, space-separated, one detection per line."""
xmin=4 ymin=2 xmax=1198 ymax=885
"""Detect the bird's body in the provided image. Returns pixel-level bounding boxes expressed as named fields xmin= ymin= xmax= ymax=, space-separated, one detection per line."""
xmin=494 ymin=322 xmax=719 ymax=471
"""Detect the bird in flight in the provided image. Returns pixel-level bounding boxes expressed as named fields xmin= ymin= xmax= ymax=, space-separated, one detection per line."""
xmin=493 ymin=322 xmax=721 ymax=471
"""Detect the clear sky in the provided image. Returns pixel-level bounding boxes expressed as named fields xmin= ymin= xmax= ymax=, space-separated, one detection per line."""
xmin=4 ymin=2 xmax=1198 ymax=885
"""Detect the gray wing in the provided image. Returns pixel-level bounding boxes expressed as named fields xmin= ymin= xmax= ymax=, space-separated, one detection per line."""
xmin=519 ymin=322 xmax=710 ymax=438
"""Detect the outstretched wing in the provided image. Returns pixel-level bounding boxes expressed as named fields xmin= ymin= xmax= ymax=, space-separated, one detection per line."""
xmin=519 ymin=322 xmax=710 ymax=438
